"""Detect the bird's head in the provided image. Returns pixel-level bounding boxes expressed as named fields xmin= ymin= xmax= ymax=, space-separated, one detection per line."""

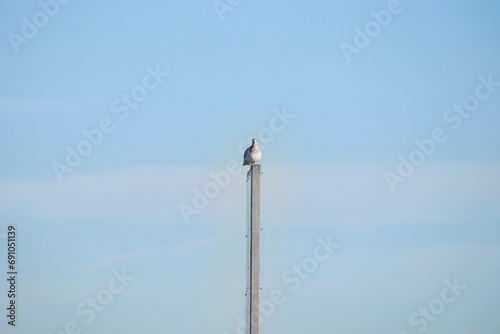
xmin=252 ymin=138 xmax=258 ymax=145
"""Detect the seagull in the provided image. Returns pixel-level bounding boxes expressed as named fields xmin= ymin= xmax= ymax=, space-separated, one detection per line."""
xmin=243 ymin=138 xmax=262 ymax=179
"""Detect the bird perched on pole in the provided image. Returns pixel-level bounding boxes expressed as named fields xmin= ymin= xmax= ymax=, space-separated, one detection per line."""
xmin=243 ymin=138 xmax=262 ymax=180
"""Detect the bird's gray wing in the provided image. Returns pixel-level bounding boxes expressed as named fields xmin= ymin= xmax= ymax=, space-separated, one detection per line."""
xmin=243 ymin=147 xmax=251 ymax=159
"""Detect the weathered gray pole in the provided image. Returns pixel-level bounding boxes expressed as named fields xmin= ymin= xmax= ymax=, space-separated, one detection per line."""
xmin=246 ymin=164 xmax=261 ymax=334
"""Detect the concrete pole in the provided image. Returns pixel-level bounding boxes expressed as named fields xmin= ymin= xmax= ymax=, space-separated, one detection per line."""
xmin=247 ymin=164 xmax=261 ymax=334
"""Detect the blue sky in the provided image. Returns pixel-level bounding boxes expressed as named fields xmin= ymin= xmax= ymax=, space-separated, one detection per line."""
xmin=1 ymin=0 xmax=500 ymax=333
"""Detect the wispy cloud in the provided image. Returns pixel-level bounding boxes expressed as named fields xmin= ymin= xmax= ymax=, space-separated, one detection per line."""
xmin=1 ymin=162 xmax=499 ymax=226
xmin=0 ymin=98 xmax=73 ymax=113
xmin=79 ymin=235 xmax=222 ymax=274
xmin=0 ymin=165 xmax=206 ymax=223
